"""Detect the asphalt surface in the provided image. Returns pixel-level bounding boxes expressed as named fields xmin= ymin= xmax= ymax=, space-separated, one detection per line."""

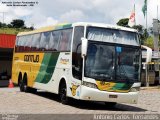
xmin=0 ymin=87 xmax=160 ymax=115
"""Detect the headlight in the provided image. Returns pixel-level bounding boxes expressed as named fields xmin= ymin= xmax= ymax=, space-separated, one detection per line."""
xmin=82 ymin=81 xmax=97 ymax=89
xmin=130 ymin=87 xmax=140 ymax=92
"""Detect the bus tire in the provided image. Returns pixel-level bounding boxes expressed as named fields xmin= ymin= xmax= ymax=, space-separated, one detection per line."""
xmin=21 ymin=74 xmax=29 ymax=92
xmin=59 ymin=81 xmax=68 ymax=104
xmin=18 ymin=73 xmax=24 ymax=92
xmin=22 ymin=74 xmax=37 ymax=93
xmin=104 ymin=102 xmax=117 ymax=107
xmin=28 ymin=87 xmax=37 ymax=93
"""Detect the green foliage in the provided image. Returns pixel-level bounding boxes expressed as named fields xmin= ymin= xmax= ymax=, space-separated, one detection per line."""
xmin=7 ymin=24 xmax=13 ymax=28
xmin=144 ymin=36 xmax=154 ymax=48
xmin=117 ymin=18 xmax=159 ymax=47
xmin=0 ymin=19 xmax=34 ymax=35
xmin=116 ymin=18 xmax=129 ymax=27
xmin=0 ymin=23 xmax=8 ymax=28
xmin=29 ymin=26 xmax=34 ymax=30
xmin=132 ymin=25 xmax=143 ymax=33
xmin=132 ymin=25 xmax=145 ymax=44
xmin=11 ymin=19 xmax=25 ymax=28
xmin=0 ymin=28 xmax=31 ymax=35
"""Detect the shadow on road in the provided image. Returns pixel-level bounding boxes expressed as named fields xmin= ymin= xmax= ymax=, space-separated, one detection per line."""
xmin=34 ymin=91 xmax=147 ymax=112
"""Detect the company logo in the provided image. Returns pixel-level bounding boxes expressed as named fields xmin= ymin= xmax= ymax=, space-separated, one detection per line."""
xmin=60 ymin=58 xmax=69 ymax=64
xmin=70 ymin=83 xmax=79 ymax=96
xmin=24 ymin=55 xmax=39 ymax=62
xmin=100 ymin=81 xmax=111 ymax=87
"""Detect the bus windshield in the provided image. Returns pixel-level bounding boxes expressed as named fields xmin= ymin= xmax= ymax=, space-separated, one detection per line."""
xmin=85 ymin=28 xmax=141 ymax=83
xmin=84 ymin=42 xmax=141 ymax=83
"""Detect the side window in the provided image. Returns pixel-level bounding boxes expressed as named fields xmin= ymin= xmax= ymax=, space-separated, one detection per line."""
xmin=31 ymin=33 xmax=41 ymax=51
xmin=72 ymin=26 xmax=84 ymax=80
xmin=16 ymin=37 xmax=21 ymax=52
xmin=18 ymin=36 xmax=27 ymax=52
xmin=48 ymin=32 xmax=54 ymax=50
xmin=52 ymin=31 xmax=60 ymax=51
xmin=24 ymin=35 xmax=32 ymax=51
xmin=40 ymin=32 xmax=51 ymax=51
xmin=67 ymin=29 xmax=73 ymax=51
xmin=58 ymin=29 xmax=73 ymax=51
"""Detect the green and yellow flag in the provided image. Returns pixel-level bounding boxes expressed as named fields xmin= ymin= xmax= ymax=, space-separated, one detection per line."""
xmin=142 ymin=0 xmax=147 ymax=17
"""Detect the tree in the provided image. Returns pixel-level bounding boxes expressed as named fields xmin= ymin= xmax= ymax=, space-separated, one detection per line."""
xmin=116 ymin=18 xmax=129 ymax=27
xmin=132 ymin=25 xmax=147 ymax=44
xmin=144 ymin=36 xmax=154 ymax=48
xmin=132 ymin=25 xmax=143 ymax=33
xmin=2 ymin=23 xmax=7 ymax=28
xmin=0 ymin=22 xmax=2 ymax=27
xmin=11 ymin=19 xmax=25 ymax=28
xmin=7 ymin=24 xmax=13 ymax=28
xmin=29 ymin=26 xmax=34 ymax=30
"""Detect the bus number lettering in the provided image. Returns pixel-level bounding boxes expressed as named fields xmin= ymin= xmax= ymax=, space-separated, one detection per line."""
xmin=24 ymin=55 xmax=39 ymax=62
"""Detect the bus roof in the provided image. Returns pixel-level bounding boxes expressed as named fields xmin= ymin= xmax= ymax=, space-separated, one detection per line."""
xmin=17 ymin=23 xmax=72 ymax=36
xmin=17 ymin=22 xmax=138 ymax=36
xmin=74 ymin=22 xmax=138 ymax=32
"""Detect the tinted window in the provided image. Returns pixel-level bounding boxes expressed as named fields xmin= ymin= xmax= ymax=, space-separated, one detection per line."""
xmin=58 ymin=29 xmax=72 ymax=51
xmin=15 ymin=29 xmax=72 ymax=52
xmin=18 ymin=36 xmax=26 ymax=52
xmin=31 ymin=33 xmax=41 ymax=51
xmin=52 ymin=31 xmax=60 ymax=51
xmin=15 ymin=37 xmax=19 ymax=52
xmin=72 ymin=26 xmax=84 ymax=80
xmin=17 ymin=36 xmax=27 ymax=52
xmin=87 ymin=27 xmax=140 ymax=46
xmin=15 ymin=37 xmax=19 ymax=46
xmin=84 ymin=42 xmax=141 ymax=82
xmin=24 ymin=35 xmax=33 ymax=51
xmin=40 ymin=32 xmax=51 ymax=51
xmin=48 ymin=32 xmax=55 ymax=50
xmin=85 ymin=43 xmax=115 ymax=81
xmin=16 ymin=35 xmax=32 ymax=52
xmin=116 ymin=47 xmax=141 ymax=81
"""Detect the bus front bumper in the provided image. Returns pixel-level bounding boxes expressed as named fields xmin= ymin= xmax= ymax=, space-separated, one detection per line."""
xmin=80 ymin=86 xmax=139 ymax=104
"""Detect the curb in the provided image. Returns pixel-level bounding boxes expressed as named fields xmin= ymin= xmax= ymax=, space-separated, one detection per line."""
xmin=140 ymin=86 xmax=160 ymax=90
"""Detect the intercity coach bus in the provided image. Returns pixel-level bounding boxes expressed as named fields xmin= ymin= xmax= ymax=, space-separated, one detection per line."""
xmin=12 ymin=22 xmax=142 ymax=106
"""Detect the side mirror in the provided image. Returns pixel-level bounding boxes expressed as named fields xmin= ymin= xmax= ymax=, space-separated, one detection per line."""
xmin=141 ymin=45 xmax=152 ymax=63
xmin=81 ymin=37 xmax=88 ymax=57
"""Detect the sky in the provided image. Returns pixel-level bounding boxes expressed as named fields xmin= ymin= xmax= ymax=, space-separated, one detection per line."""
xmin=0 ymin=0 xmax=160 ymax=28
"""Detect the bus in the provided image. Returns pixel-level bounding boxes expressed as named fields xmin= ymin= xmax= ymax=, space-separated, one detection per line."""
xmin=12 ymin=22 xmax=142 ymax=106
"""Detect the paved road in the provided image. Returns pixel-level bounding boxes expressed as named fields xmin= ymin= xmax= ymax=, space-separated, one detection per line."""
xmin=0 ymin=80 xmax=9 ymax=87
xmin=0 ymin=87 xmax=160 ymax=114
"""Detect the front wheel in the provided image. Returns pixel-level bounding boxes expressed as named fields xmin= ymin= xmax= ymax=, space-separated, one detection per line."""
xmin=59 ymin=83 xmax=68 ymax=104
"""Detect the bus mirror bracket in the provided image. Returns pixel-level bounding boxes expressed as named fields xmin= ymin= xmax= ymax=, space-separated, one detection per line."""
xmin=81 ymin=37 xmax=88 ymax=57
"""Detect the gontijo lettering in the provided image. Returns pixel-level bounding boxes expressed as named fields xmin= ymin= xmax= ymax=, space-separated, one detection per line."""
xmin=24 ymin=55 xmax=39 ymax=62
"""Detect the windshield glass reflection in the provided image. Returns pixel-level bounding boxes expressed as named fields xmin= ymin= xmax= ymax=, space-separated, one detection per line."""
xmin=84 ymin=42 xmax=141 ymax=83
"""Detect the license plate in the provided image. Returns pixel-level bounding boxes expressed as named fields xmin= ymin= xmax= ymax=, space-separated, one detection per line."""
xmin=109 ymin=95 xmax=118 ymax=98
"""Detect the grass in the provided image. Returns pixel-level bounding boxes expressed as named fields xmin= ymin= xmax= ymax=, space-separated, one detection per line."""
xmin=0 ymin=28 xmax=32 ymax=35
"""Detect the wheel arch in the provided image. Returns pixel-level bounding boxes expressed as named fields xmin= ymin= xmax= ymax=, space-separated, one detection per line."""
xmin=58 ymin=77 xmax=67 ymax=94
xmin=18 ymin=72 xmax=22 ymax=86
